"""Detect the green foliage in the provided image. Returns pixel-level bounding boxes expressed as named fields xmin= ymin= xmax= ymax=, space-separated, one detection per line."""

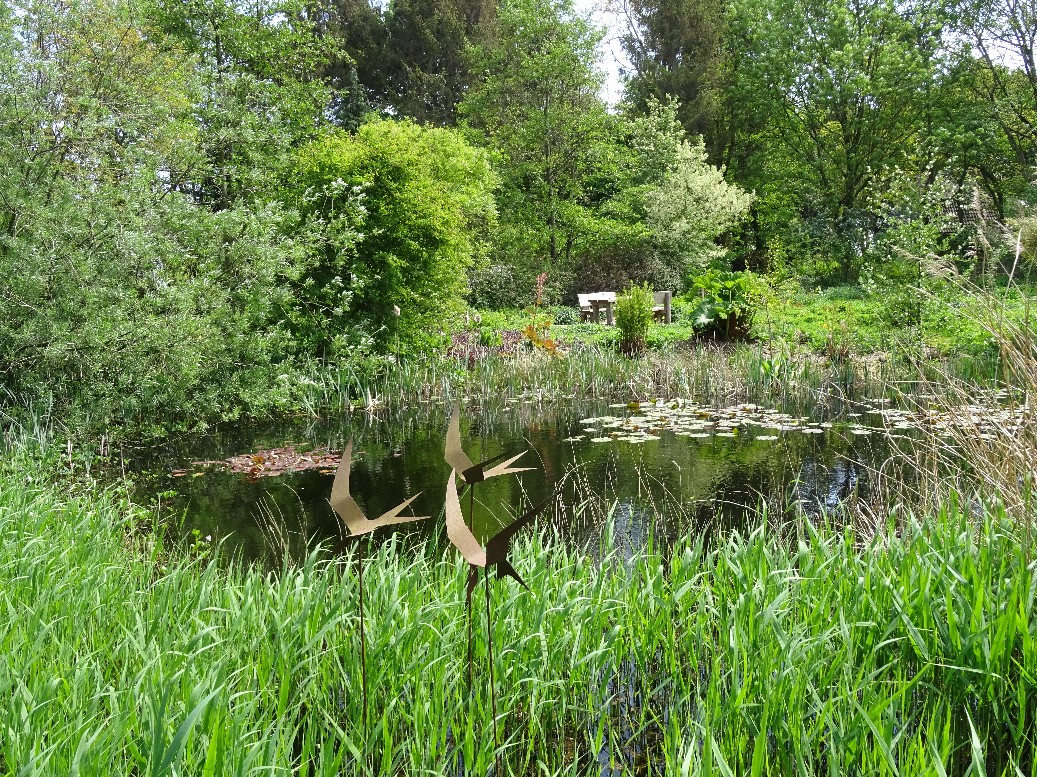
xmin=615 ymin=284 xmax=655 ymax=353
xmin=645 ymin=135 xmax=754 ymax=277
xmin=620 ymin=0 xmax=726 ymax=137
xmin=686 ymin=270 xmax=759 ymax=339
xmin=1012 ymin=209 xmax=1037 ymax=268
xmin=291 ymin=118 xmax=497 ymax=355
xmin=460 ymin=0 xmax=608 ymax=294
xmin=706 ymin=0 xmax=1006 ymax=280
xmin=550 ymin=305 xmax=582 ymax=325
xmin=146 ymin=0 xmax=337 ymax=210
xmin=477 ymin=326 xmax=503 ymax=348
xmin=762 ymin=291 xmax=888 ymax=353
xmin=573 ymin=99 xmax=753 ymax=295
xmin=322 ymin=0 xmax=493 ymax=127
xmin=3 ymin=442 xmax=1035 ymax=773
xmin=0 ymin=0 xmax=310 ymax=433
xmin=383 ymin=0 xmax=493 ymax=125
xmin=953 ymin=0 xmax=1037 ymax=190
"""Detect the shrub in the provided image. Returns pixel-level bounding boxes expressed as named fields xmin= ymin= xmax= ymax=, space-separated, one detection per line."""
xmin=615 ymin=284 xmax=654 ymax=354
xmin=291 ymin=118 xmax=498 ymax=356
xmin=644 ymin=134 xmax=755 ymax=279
xmin=550 ymin=305 xmax=581 ymax=326
xmin=686 ymin=270 xmax=758 ymax=340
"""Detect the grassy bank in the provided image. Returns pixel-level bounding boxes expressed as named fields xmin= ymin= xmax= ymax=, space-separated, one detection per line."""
xmin=2 ymin=444 xmax=1034 ymax=775
xmin=472 ymin=281 xmax=1035 ymax=362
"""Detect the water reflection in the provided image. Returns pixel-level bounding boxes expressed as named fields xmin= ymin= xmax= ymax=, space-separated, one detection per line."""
xmin=131 ymin=401 xmax=896 ymax=567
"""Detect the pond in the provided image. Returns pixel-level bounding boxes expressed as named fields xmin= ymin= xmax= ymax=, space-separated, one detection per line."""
xmin=130 ymin=395 xmax=904 ymax=567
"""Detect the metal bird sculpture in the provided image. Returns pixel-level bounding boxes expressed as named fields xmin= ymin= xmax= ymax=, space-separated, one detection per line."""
xmin=331 ymin=439 xmax=427 ymax=536
xmin=444 ymin=470 xmax=551 ymax=601
xmin=329 ymin=439 xmax=429 ymax=724
xmin=445 ymin=468 xmax=553 ymax=766
xmin=445 ymin=403 xmax=534 ymax=484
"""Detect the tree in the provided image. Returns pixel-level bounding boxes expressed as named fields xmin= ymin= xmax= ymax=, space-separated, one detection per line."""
xmin=572 ymin=99 xmax=753 ymax=293
xmin=619 ymin=0 xmax=728 ymax=141
xmin=460 ymin=0 xmax=609 ymax=298
xmin=0 ymin=0 xmax=308 ymax=431
xmin=384 ymin=0 xmax=495 ymax=125
xmin=319 ymin=0 xmax=494 ymax=127
xmin=291 ymin=119 xmax=497 ymax=354
xmin=146 ymin=0 xmax=336 ymax=209
xmin=645 ymin=137 xmax=754 ymax=277
xmin=953 ymin=0 xmax=1037 ymax=170
xmin=317 ymin=0 xmax=389 ymax=126
xmin=717 ymin=0 xmax=956 ymax=280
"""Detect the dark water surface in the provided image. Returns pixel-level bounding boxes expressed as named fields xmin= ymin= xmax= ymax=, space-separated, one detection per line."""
xmin=129 ymin=398 xmax=893 ymax=566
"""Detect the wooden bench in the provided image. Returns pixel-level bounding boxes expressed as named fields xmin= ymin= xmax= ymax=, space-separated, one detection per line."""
xmin=653 ymin=291 xmax=672 ymax=324
xmin=578 ymin=292 xmax=616 ymax=324
xmin=577 ymin=290 xmax=672 ymax=325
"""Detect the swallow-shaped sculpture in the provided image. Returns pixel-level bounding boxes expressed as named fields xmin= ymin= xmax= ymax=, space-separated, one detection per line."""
xmin=331 ymin=440 xmax=428 ymax=536
xmin=445 ymin=469 xmax=553 ymax=766
xmin=445 ymin=403 xmax=534 ymax=484
xmin=445 ymin=470 xmax=551 ymax=601
xmin=329 ymin=439 xmax=428 ymax=724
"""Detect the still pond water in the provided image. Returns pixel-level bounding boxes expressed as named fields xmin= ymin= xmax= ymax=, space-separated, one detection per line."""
xmin=133 ymin=397 xmax=896 ymax=565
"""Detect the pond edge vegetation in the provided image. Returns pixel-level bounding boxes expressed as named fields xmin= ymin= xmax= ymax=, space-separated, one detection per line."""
xmin=1 ymin=436 xmax=1035 ymax=775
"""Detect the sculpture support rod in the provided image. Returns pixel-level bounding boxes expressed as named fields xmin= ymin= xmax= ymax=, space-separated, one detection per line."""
xmin=484 ymin=566 xmax=500 ymax=770
xmin=358 ymin=539 xmax=368 ymax=725
xmin=467 ymin=486 xmax=475 ymax=696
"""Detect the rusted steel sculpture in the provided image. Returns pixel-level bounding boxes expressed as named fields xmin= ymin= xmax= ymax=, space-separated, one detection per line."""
xmin=445 ymin=403 xmax=533 ymax=485
xmin=445 ymin=471 xmax=550 ymax=599
xmin=330 ymin=439 xmax=428 ymax=723
xmin=442 ymin=403 xmax=553 ymax=768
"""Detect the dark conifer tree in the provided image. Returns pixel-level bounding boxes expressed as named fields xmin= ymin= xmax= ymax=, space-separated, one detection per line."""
xmin=620 ymin=0 xmax=727 ymax=144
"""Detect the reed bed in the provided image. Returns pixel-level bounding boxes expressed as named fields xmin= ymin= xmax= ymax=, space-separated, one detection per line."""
xmin=301 ymin=342 xmax=906 ymax=421
xmin=1 ymin=443 xmax=1034 ymax=776
xmin=890 ymin=273 xmax=1037 ymax=529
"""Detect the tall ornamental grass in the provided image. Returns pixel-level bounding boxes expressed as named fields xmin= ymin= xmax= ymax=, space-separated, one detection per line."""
xmin=615 ymin=285 xmax=655 ymax=355
xmin=899 ymin=270 xmax=1037 ymax=528
xmin=1 ymin=446 xmax=1034 ymax=775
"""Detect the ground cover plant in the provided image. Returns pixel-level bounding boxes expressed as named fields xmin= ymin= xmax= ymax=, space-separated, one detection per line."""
xmin=1 ymin=440 xmax=1034 ymax=775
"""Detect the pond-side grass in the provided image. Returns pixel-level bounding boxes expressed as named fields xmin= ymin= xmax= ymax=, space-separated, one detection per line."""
xmin=306 ymin=341 xmax=902 ymax=417
xmin=2 ymin=445 xmax=1034 ymax=776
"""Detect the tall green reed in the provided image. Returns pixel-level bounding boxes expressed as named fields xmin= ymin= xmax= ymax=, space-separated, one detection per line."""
xmin=300 ymin=342 xmax=909 ymax=420
xmin=2 ymin=441 xmax=1033 ymax=775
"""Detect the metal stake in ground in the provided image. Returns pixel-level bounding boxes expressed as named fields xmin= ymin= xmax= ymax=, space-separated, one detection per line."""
xmin=330 ymin=439 xmax=429 ymax=724
xmin=444 ymin=471 xmax=554 ymax=769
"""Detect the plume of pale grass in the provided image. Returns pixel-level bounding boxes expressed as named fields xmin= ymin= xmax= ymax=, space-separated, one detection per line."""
xmin=896 ymin=262 xmax=1037 ymax=537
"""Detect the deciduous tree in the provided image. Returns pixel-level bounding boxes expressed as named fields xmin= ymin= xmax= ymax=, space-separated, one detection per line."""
xmin=460 ymin=0 xmax=608 ymax=295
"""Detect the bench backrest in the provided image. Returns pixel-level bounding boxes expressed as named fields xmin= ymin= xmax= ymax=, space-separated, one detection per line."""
xmin=653 ymin=290 xmax=672 ymax=305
